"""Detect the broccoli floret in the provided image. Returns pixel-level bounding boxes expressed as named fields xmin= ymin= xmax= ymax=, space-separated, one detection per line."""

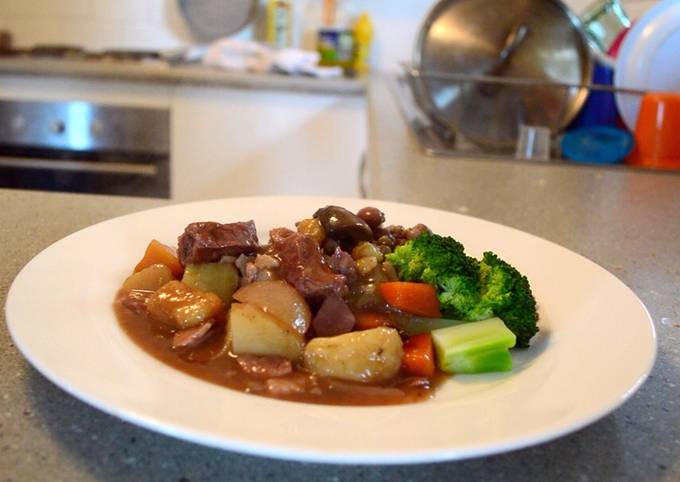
xmin=477 ymin=252 xmax=539 ymax=348
xmin=386 ymin=233 xmax=481 ymax=319
xmin=386 ymin=233 xmax=539 ymax=347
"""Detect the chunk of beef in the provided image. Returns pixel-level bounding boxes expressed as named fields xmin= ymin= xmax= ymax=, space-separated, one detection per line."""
xmin=118 ymin=289 xmax=152 ymax=315
xmin=312 ymin=293 xmax=356 ymax=337
xmin=266 ymin=375 xmax=307 ymax=396
xmin=171 ymin=322 xmax=213 ymax=349
xmin=269 ymin=228 xmax=347 ymax=301
xmin=178 ymin=221 xmax=259 ymax=265
xmin=327 ymin=246 xmax=358 ymax=284
xmin=238 ymin=254 xmax=281 ymax=285
xmin=236 ymin=355 xmax=293 ymax=378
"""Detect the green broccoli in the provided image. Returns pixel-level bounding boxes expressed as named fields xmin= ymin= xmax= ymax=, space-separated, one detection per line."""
xmin=386 ymin=233 xmax=539 ymax=347
xmin=477 ymin=252 xmax=539 ymax=348
xmin=386 ymin=233 xmax=481 ymax=319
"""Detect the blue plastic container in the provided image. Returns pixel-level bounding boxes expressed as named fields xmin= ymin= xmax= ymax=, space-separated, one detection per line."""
xmin=561 ymin=126 xmax=634 ymax=164
xmin=569 ymin=61 xmax=619 ymax=129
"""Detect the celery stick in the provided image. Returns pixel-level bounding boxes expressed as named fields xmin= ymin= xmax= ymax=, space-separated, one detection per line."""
xmin=390 ymin=315 xmax=465 ymax=335
xmin=439 ymin=347 xmax=512 ymax=373
xmin=182 ymin=262 xmax=239 ymax=304
xmin=432 ymin=317 xmax=516 ymax=374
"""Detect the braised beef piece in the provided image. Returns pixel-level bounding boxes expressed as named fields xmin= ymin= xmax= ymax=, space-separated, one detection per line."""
xmin=118 ymin=289 xmax=152 ymax=315
xmin=327 ymin=246 xmax=358 ymax=284
xmin=171 ymin=322 xmax=213 ymax=349
xmin=312 ymin=293 xmax=356 ymax=337
xmin=269 ymin=228 xmax=347 ymax=301
xmin=237 ymin=254 xmax=280 ymax=285
xmin=266 ymin=376 xmax=307 ymax=396
xmin=236 ymin=355 xmax=293 ymax=379
xmin=178 ymin=221 xmax=259 ymax=265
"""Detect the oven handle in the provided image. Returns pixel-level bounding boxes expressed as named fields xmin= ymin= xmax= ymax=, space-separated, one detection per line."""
xmin=0 ymin=156 xmax=159 ymax=176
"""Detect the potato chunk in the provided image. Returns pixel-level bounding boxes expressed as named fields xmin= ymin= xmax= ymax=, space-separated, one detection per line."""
xmin=146 ymin=280 xmax=224 ymax=329
xmin=122 ymin=264 xmax=174 ymax=291
xmin=233 ymin=280 xmax=311 ymax=335
xmin=304 ymin=327 xmax=404 ymax=383
xmin=228 ymin=302 xmax=304 ymax=360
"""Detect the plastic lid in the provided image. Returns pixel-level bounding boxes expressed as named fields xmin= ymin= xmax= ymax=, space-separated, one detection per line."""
xmin=561 ymin=126 xmax=634 ymax=164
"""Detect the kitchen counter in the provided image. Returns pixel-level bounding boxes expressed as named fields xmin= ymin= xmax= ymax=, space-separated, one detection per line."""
xmin=0 ymin=57 xmax=365 ymax=95
xmin=365 ymin=76 xmax=680 ymax=480
xmin=1 ymin=76 xmax=680 ymax=481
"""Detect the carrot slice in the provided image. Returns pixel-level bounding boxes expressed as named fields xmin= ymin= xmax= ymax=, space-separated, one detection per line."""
xmin=402 ymin=334 xmax=436 ymax=377
xmin=134 ymin=239 xmax=183 ymax=278
xmin=355 ymin=311 xmax=392 ymax=330
xmin=379 ymin=281 xmax=441 ymax=318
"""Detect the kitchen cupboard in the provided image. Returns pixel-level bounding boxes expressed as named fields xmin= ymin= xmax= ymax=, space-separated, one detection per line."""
xmin=171 ymin=86 xmax=365 ymax=201
xmin=0 ymin=74 xmax=365 ymax=200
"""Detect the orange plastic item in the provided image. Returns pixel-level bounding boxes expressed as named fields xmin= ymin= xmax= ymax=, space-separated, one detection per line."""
xmin=355 ymin=311 xmax=392 ymax=330
xmin=627 ymin=92 xmax=680 ymax=169
xmin=402 ymin=334 xmax=436 ymax=377
xmin=134 ymin=239 xmax=183 ymax=278
xmin=379 ymin=281 xmax=442 ymax=318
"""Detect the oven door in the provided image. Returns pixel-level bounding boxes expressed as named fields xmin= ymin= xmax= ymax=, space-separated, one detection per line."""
xmin=0 ymin=151 xmax=169 ymax=198
xmin=0 ymin=99 xmax=170 ymax=198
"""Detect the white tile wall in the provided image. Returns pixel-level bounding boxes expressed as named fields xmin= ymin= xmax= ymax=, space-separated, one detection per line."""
xmin=0 ymin=0 xmax=660 ymax=70
xmin=621 ymin=0 xmax=661 ymax=19
xmin=0 ymin=0 xmax=193 ymax=50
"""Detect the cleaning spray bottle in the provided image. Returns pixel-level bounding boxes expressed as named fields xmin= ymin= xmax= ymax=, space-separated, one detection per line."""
xmin=267 ymin=0 xmax=294 ymax=49
xmin=353 ymin=12 xmax=373 ymax=74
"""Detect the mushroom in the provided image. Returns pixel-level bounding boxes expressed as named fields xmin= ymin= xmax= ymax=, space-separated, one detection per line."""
xmin=313 ymin=206 xmax=373 ymax=245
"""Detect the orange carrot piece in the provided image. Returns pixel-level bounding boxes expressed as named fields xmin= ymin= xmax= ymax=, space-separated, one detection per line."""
xmin=402 ymin=334 xmax=436 ymax=377
xmin=355 ymin=311 xmax=392 ymax=330
xmin=134 ymin=239 xmax=183 ymax=278
xmin=379 ymin=281 xmax=441 ymax=318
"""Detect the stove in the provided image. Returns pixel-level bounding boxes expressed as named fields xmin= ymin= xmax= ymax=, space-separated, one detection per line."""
xmin=0 ymin=44 xmax=163 ymax=63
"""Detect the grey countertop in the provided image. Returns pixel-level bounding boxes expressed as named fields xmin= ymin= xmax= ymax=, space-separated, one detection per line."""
xmin=365 ymin=76 xmax=680 ymax=480
xmin=0 ymin=57 xmax=365 ymax=95
xmin=1 ymin=76 xmax=680 ymax=481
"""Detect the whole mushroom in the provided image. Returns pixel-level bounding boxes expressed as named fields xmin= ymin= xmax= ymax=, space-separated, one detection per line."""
xmin=313 ymin=206 xmax=373 ymax=245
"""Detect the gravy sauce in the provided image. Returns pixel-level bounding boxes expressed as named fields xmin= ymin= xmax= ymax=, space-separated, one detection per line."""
xmin=115 ymin=290 xmax=438 ymax=406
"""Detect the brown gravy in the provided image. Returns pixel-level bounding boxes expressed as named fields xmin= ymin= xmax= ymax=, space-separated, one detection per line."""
xmin=114 ymin=290 xmax=439 ymax=406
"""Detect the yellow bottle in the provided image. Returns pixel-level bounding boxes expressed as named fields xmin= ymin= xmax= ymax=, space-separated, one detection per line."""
xmin=353 ymin=12 xmax=373 ymax=73
xmin=267 ymin=0 xmax=293 ymax=49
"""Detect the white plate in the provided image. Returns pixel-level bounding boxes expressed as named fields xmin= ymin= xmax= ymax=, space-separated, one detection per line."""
xmin=614 ymin=0 xmax=680 ymax=131
xmin=5 ymin=197 xmax=656 ymax=464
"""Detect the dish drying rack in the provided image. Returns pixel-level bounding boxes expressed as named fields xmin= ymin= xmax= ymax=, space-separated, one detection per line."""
xmin=393 ymin=63 xmax=647 ymax=164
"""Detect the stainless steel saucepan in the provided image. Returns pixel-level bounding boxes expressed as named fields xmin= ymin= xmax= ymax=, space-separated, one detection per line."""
xmin=413 ymin=0 xmax=593 ymax=151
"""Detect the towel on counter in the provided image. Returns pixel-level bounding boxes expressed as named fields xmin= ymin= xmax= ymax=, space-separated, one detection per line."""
xmin=203 ymin=39 xmax=271 ymax=73
xmin=202 ymin=39 xmax=343 ymax=78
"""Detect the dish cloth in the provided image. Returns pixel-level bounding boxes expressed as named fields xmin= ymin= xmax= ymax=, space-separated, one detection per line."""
xmin=202 ymin=39 xmax=343 ymax=78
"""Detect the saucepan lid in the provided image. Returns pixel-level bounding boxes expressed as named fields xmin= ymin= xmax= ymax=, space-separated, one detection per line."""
xmin=413 ymin=0 xmax=592 ymax=151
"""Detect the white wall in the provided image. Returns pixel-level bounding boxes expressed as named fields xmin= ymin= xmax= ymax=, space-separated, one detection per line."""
xmin=0 ymin=0 xmax=659 ymax=71
xmin=0 ymin=0 xmax=196 ymax=51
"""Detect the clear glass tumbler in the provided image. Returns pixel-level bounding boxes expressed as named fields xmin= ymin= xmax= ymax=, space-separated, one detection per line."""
xmin=515 ymin=125 xmax=552 ymax=162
